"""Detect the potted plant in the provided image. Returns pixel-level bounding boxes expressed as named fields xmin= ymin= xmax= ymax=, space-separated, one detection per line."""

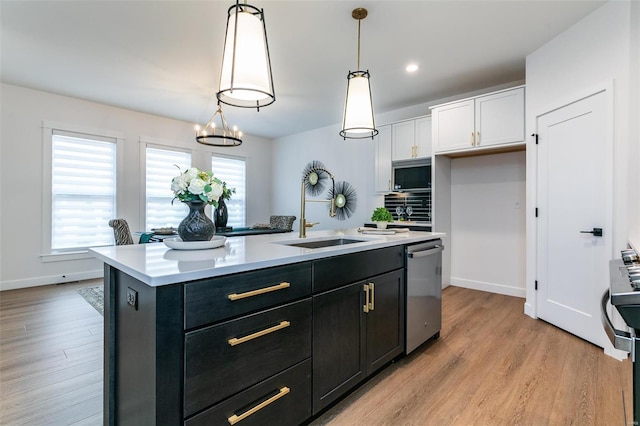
xmin=371 ymin=207 xmax=393 ymax=229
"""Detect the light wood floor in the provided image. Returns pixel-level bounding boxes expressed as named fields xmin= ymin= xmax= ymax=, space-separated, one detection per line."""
xmin=0 ymin=282 xmax=632 ymax=425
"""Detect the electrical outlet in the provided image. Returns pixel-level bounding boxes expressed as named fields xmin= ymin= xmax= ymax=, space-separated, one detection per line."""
xmin=126 ymin=287 xmax=138 ymax=310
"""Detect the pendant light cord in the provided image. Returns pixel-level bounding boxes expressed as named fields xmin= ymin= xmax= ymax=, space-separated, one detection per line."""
xmin=357 ymin=18 xmax=361 ymax=70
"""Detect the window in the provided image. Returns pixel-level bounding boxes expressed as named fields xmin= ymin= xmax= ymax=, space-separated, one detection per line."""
xmin=51 ymin=131 xmax=116 ymax=250
xmin=211 ymin=155 xmax=246 ymax=228
xmin=145 ymin=147 xmax=191 ymax=230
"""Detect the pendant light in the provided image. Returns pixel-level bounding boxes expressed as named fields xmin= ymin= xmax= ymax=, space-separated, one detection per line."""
xmin=217 ymin=0 xmax=275 ymax=110
xmin=340 ymin=8 xmax=378 ymax=140
xmin=195 ymin=102 xmax=242 ymax=147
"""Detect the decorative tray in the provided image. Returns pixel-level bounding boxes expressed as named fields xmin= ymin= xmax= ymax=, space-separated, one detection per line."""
xmin=164 ymin=236 xmax=226 ymax=250
xmin=357 ymin=227 xmax=410 ymax=235
xmin=151 ymin=227 xmax=177 ymax=235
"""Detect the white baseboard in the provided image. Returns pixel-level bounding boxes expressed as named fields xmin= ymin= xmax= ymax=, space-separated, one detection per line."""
xmin=450 ymin=277 xmax=526 ymax=298
xmin=524 ymin=301 xmax=536 ymax=318
xmin=0 ymin=270 xmax=103 ymax=291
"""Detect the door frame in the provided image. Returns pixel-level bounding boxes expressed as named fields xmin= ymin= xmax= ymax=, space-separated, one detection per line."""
xmin=525 ymin=80 xmax=625 ymax=360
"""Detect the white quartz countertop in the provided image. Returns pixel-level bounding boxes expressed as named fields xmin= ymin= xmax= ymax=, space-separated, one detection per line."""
xmin=90 ymin=228 xmax=444 ymax=287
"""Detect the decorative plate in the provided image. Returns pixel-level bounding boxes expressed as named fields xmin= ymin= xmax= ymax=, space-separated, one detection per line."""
xmin=164 ymin=236 xmax=226 ymax=250
xmin=151 ymin=227 xmax=177 ymax=235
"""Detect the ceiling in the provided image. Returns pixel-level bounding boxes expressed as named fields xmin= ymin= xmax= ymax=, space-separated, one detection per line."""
xmin=1 ymin=0 xmax=606 ymax=139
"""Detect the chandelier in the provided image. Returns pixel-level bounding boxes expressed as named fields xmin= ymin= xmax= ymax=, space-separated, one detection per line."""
xmin=195 ymin=103 xmax=242 ymax=147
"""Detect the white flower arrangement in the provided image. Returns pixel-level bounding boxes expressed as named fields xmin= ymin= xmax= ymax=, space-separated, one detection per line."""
xmin=171 ymin=167 xmax=223 ymax=208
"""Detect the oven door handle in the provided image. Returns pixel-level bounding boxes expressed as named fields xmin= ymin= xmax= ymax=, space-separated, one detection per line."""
xmin=601 ymin=289 xmax=634 ymax=355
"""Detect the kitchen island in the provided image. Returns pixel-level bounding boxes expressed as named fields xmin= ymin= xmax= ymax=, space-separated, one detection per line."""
xmin=91 ymin=228 xmax=443 ymax=426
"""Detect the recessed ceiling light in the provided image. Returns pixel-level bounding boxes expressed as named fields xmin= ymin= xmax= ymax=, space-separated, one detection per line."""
xmin=406 ymin=63 xmax=419 ymax=73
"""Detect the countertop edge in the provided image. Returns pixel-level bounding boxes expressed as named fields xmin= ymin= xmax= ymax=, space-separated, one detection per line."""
xmin=90 ymin=229 xmax=444 ymax=287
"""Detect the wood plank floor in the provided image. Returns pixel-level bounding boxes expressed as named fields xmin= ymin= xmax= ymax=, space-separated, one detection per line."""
xmin=0 ymin=282 xmax=632 ymax=425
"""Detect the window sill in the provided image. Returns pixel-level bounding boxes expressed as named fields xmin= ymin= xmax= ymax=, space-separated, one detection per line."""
xmin=41 ymin=250 xmax=96 ymax=263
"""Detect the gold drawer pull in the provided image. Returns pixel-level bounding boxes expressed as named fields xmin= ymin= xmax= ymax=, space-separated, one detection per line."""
xmin=363 ymin=283 xmax=370 ymax=313
xmin=228 ymin=282 xmax=290 ymax=301
xmin=369 ymin=282 xmax=375 ymax=311
xmin=227 ymin=387 xmax=290 ymax=425
xmin=228 ymin=321 xmax=290 ymax=347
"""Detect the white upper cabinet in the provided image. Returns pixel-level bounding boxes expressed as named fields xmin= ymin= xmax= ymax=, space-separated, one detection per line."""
xmin=392 ymin=120 xmax=415 ymax=161
xmin=432 ymin=87 xmax=525 ymax=154
xmin=374 ymin=125 xmax=392 ymax=193
xmin=415 ymin=116 xmax=433 ymax=158
xmin=432 ymin=100 xmax=475 ymax=152
xmin=392 ymin=116 xmax=432 ymax=161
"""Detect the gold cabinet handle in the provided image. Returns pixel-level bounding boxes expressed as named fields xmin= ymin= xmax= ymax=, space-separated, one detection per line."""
xmin=363 ymin=284 xmax=370 ymax=313
xmin=476 ymin=131 xmax=480 ymax=145
xmin=228 ymin=321 xmax=290 ymax=347
xmin=369 ymin=282 xmax=375 ymax=311
xmin=228 ymin=282 xmax=290 ymax=301
xmin=227 ymin=387 xmax=290 ymax=425
xmin=470 ymin=132 xmax=475 ymax=146
xmin=388 ymin=179 xmax=391 ymax=190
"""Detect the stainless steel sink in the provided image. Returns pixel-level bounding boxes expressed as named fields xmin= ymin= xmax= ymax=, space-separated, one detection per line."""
xmin=281 ymin=238 xmax=366 ymax=249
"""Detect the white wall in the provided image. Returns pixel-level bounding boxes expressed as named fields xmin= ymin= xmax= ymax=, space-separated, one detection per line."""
xmin=0 ymin=83 xmax=272 ymax=290
xmin=524 ymin=1 xmax=634 ymax=315
xmin=450 ymin=152 xmax=526 ymax=297
xmin=270 ymin=81 xmax=525 ymax=235
xmin=270 ymin=123 xmax=378 ymax=232
xmin=628 ymin=0 xmax=640 ymax=250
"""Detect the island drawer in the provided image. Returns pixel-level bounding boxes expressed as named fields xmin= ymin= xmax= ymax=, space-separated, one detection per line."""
xmin=313 ymin=246 xmax=404 ymax=293
xmin=184 ymin=298 xmax=312 ymax=417
xmin=185 ymin=359 xmax=311 ymax=426
xmin=184 ymin=261 xmax=312 ymax=329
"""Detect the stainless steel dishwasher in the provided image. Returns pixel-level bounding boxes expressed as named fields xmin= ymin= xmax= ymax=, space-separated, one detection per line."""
xmin=405 ymin=239 xmax=443 ymax=354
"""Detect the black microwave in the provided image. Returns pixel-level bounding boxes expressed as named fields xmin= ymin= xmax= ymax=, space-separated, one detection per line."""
xmin=392 ymin=158 xmax=431 ymax=192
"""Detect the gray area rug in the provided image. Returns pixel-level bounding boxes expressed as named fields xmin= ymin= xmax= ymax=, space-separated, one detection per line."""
xmin=76 ymin=285 xmax=104 ymax=316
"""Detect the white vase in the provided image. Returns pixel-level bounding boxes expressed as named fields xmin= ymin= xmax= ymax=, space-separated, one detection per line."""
xmin=375 ymin=221 xmax=388 ymax=229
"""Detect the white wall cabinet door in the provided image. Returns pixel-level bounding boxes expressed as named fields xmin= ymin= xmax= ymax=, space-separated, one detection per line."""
xmin=432 ymin=99 xmax=475 ymax=152
xmin=414 ymin=116 xmax=432 ymax=159
xmin=374 ymin=125 xmax=392 ymax=193
xmin=391 ymin=120 xmax=415 ymax=161
xmin=475 ymin=87 xmax=525 ymax=147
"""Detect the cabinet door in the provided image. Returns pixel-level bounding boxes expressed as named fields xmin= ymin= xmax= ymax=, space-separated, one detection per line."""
xmin=432 ymin=99 xmax=475 ymax=152
xmin=312 ymin=283 xmax=365 ymax=414
xmin=374 ymin=125 xmax=392 ymax=193
xmin=365 ymin=270 xmax=404 ymax=375
xmin=475 ymin=87 xmax=524 ymax=147
xmin=392 ymin=120 xmax=416 ymax=161
xmin=414 ymin=116 xmax=432 ymax=159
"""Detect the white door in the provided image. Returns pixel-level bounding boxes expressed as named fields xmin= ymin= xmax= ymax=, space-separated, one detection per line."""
xmin=536 ymin=90 xmax=611 ymax=349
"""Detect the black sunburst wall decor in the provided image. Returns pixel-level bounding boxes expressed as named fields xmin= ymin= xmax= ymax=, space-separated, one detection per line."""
xmin=302 ymin=160 xmax=332 ymax=197
xmin=328 ymin=181 xmax=357 ymax=220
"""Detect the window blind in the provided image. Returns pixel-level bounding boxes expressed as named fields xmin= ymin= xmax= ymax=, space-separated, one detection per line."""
xmin=211 ymin=156 xmax=246 ymax=228
xmin=145 ymin=147 xmax=191 ymax=230
xmin=51 ymin=133 xmax=116 ymax=250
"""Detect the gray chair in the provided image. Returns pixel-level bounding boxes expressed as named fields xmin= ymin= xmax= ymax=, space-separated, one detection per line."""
xmin=269 ymin=215 xmax=296 ymax=231
xmin=108 ymin=219 xmax=134 ymax=245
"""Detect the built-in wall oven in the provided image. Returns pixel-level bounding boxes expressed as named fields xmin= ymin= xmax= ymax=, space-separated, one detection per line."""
xmin=405 ymin=239 xmax=443 ymax=354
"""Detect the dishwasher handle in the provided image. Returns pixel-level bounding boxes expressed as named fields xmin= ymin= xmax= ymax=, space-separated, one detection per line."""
xmin=408 ymin=245 xmax=443 ymax=258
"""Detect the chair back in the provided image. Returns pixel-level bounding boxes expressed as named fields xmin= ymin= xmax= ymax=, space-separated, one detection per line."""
xmin=269 ymin=215 xmax=296 ymax=231
xmin=108 ymin=219 xmax=134 ymax=245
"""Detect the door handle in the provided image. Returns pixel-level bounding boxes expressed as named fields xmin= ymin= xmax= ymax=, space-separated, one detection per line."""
xmin=580 ymin=227 xmax=603 ymax=237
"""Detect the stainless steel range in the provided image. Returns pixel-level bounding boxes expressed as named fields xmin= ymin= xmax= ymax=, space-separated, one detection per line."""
xmin=602 ymin=248 xmax=640 ymax=424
